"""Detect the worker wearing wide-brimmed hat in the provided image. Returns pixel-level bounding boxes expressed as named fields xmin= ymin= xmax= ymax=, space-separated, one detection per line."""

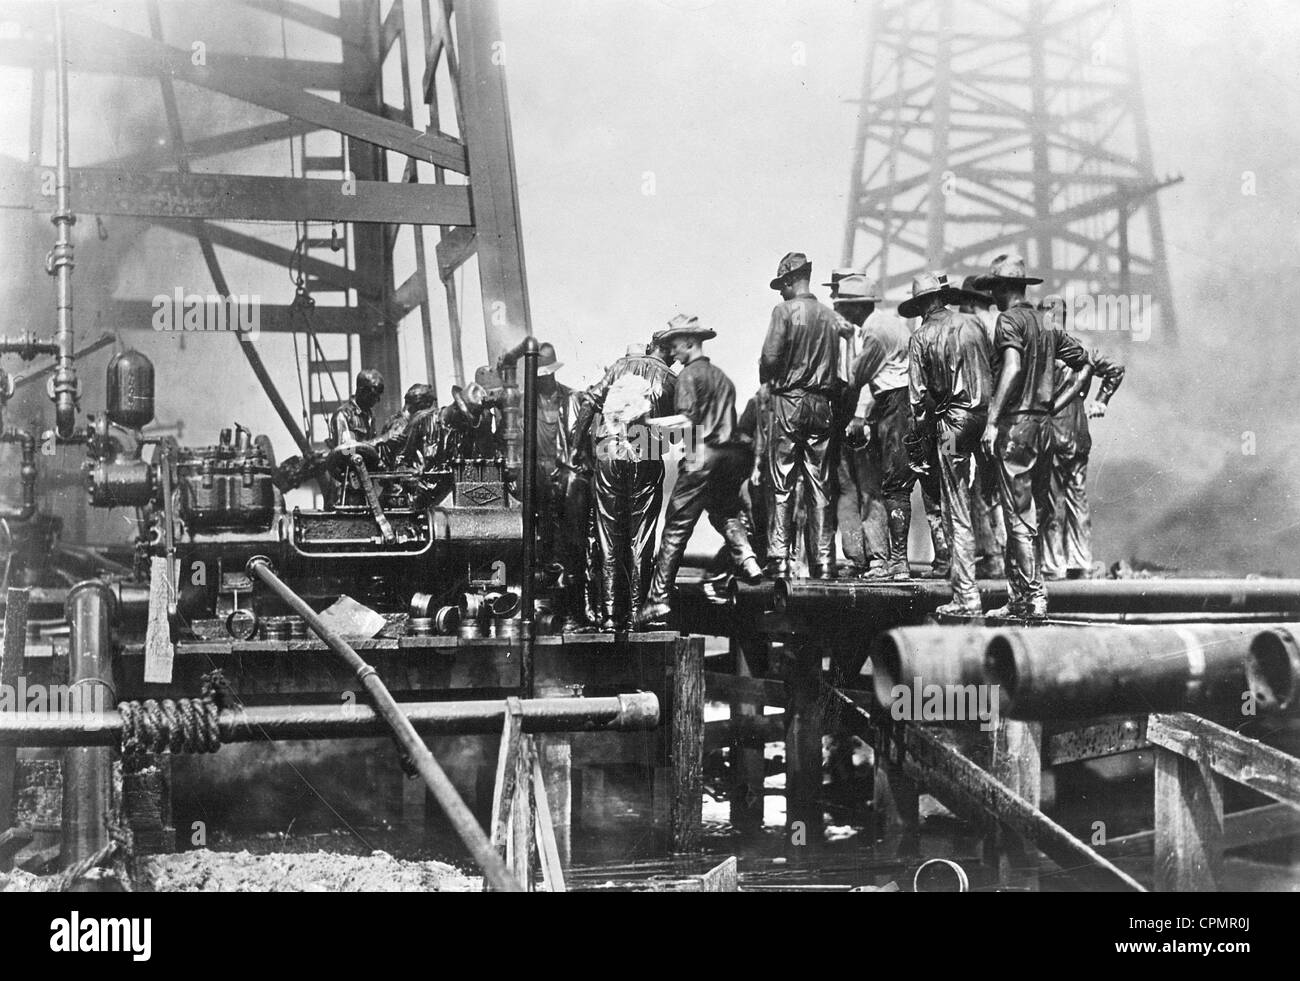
xmin=578 ymin=328 xmax=678 ymax=630
xmin=831 ymin=272 xmax=890 ymax=576
xmin=902 ymin=272 xmax=993 ymax=614
xmin=975 ymin=253 xmax=1091 ymax=618
xmin=760 ymin=252 xmax=842 ymax=577
xmin=638 ymin=315 xmax=762 ymax=627
xmin=1037 ymin=297 xmax=1126 ymax=583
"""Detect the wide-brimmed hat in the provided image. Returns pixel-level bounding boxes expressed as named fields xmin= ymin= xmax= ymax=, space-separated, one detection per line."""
xmin=474 ymin=365 xmax=503 ymax=390
xmin=769 ymin=251 xmax=812 ymax=290
xmin=959 ymin=276 xmax=995 ymax=308
xmin=536 ymin=342 xmax=563 ymax=377
xmin=970 ymin=252 xmax=1043 ymax=289
xmin=659 ymin=313 xmax=716 ymax=342
xmin=822 ymin=266 xmax=858 ymax=289
xmin=897 ymin=271 xmax=989 ymax=319
xmin=832 ymin=273 xmax=882 ymax=305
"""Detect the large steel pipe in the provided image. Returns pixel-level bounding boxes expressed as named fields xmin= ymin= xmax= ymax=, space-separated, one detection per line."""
xmin=61 ymin=581 xmax=115 ymax=879
xmin=245 ymin=556 xmax=520 ymax=892
xmin=984 ymin=624 xmax=1261 ymax=719
xmin=869 ymin=627 xmax=994 ymax=708
xmin=1247 ymin=624 xmax=1300 ymax=712
xmin=0 ymin=693 xmax=659 ymax=747
xmin=777 ymin=578 xmax=1300 ymax=618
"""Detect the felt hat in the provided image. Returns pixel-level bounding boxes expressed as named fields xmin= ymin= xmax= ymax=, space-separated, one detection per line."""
xmin=536 ymin=342 xmax=563 ymax=377
xmin=897 ymin=271 xmax=988 ymax=319
xmin=832 ymin=273 xmax=882 ymax=305
xmin=970 ymin=252 xmax=1043 ymax=289
xmin=659 ymin=313 xmax=716 ymax=342
xmin=770 ymin=251 xmax=813 ymax=291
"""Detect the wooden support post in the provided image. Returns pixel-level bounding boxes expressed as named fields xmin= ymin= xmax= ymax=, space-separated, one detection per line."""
xmin=784 ymin=641 xmax=824 ymax=842
xmin=0 ymin=586 xmax=29 ymax=859
xmin=1154 ymin=746 xmax=1224 ymax=891
xmin=671 ymin=635 xmax=704 ymax=853
xmin=989 ymin=718 xmax=1043 ymax=890
xmin=531 ymin=754 xmax=566 ymax=892
xmin=535 ymin=680 xmax=572 ymax=870
xmin=485 ymin=697 xmax=523 ymax=891
xmin=509 ymin=735 xmax=534 ymax=890
xmin=728 ymin=639 xmax=765 ymax=833
xmin=872 ymin=719 xmax=920 ymax=851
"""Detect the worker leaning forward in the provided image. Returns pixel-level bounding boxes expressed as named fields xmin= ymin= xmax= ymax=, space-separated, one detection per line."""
xmin=976 ymin=254 xmax=1091 ymax=619
xmin=828 ymin=267 xmax=889 ymax=576
xmin=838 ymin=273 xmax=917 ymax=581
xmin=902 ymin=273 xmax=992 ymax=614
xmin=1038 ymin=298 xmax=1126 ymax=580
xmin=760 ymin=252 xmax=841 ymax=578
xmin=581 ymin=332 xmax=677 ymax=631
xmin=638 ymin=316 xmax=762 ymax=627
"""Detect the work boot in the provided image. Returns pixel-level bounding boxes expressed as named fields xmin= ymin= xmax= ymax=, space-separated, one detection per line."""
xmin=737 ymin=556 xmax=764 ymax=585
xmin=984 ymin=603 xmax=1023 ymax=620
xmin=635 ymin=601 xmax=671 ymax=629
xmin=762 ymin=557 xmax=789 ymax=579
xmin=926 ymin=509 xmax=950 ymax=578
xmin=885 ymin=505 xmax=912 ymax=580
xmin=934 ymin=599 xmax=982 ymax=617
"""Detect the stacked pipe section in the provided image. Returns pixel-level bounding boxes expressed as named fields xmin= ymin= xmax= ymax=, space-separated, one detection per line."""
xmin=869 ymin=621 xmax=1300 ymax=720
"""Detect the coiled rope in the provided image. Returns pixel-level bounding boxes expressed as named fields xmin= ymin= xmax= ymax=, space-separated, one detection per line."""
xmin=117 ymin=671 xmax=230 ymax=756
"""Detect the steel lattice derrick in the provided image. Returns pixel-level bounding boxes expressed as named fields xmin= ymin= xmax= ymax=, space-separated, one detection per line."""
xmin=843 ymin=0 xmax=1180 ymax=342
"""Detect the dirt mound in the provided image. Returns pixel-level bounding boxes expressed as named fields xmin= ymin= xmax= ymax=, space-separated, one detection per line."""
xmin=136 ymin=849 xmax=477 ymax=892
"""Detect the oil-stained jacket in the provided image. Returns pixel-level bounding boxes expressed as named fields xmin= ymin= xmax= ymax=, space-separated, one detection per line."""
xmin=327 ymin=399 xmax=376 ymax=450
xmin=908 ymin=308 xmax=992 ymax=424
xmin=583 ymin=352 xmax=677 ymax=463
xmin=992 ymin=301 xmax=1090 ymax=415
xmin=760 ymin=293 xmax=840 ymax=395
xmin=1051 ymin=344 xmax=1126 ymax=456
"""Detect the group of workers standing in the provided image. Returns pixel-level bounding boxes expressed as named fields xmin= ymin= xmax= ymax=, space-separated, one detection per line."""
xmin=327 ymin=247 xmax=1124 ymax=629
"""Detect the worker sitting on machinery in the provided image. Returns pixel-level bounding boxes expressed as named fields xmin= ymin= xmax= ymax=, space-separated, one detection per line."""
xmin=377 ymin=382 xmax=436 ymax=466
xmin=324 ymin=368 xmax=402 ymax=542
xmin=394 ymin=366 xmax=507 ymax=505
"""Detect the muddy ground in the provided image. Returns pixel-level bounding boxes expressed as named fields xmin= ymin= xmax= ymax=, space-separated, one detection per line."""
xmin=1 ymin=848 xmax=479 ymax=892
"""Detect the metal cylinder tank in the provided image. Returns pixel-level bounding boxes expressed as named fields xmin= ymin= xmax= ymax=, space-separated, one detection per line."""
xmin=105 ymin=350 xmax=155 ymax=429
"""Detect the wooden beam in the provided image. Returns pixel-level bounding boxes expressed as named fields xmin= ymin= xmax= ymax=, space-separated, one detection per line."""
xmin=435 ymin=226 xmax=477 ymax=281
xmin=1154 ymin=745 xmax=1223 ymax=891
xmin=94 ymin=119 xmax=319 ymax=173
xmin=1102 ymin=802 xmax=1300 ymax=859
xmin=704 ymin=670 xmax=788 ymax=709
xmin=455 ymin=0 xmax=533 ymax=361
xmin=2 ymin=168 xmax=472 ymax=226
xmin=1047 ymin=716 xmax=1148 ymax=765
xmin=59 ymin=19 xmax=467 ymax=172
xmin=148 ymin=218 xmax=379 ymax=298
xmin=1147 ymin=712 xmax=1300 ymax=808
xmin=671 ymin=636 xmax=705 ymax=853
xmin=236 ymin=0 xmax=345 ymax=38
xmin=826 ymin=686 xmax=1146 ymax=891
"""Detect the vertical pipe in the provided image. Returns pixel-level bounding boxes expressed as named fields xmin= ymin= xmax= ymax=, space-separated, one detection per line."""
xmin=50 ymin=1 xmax=78 ymax=439
xmin=519 ymin=339 xmax=539 ymax=699
xmin=62 ymin=581 xmax=115 ymax=877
